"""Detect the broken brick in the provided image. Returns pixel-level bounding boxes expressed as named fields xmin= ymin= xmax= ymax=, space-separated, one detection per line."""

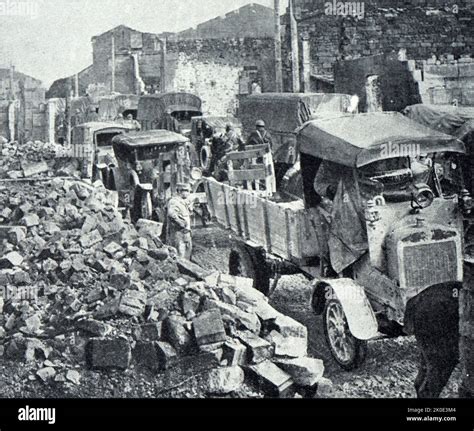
xmin=193 ymin=309 xmax=226 ymax=346
xmin=0 ymin=251 xmax=24 ymax=269
xmin=222 ymin=339 xmax=247 ymax=366
xmin=273 ymin=357 xmax=325 ymax=387
xmin=21 ymin=214 xmax=40 ymax=227
xmin=155 ymin=341 xmax=179 ymax=370
xmin=138 ymin=322 xmax=163 ymax=341
xmin=86 ymin=337 xmax=131 ymax=370
xmin=206 ymin=366 xmax=244 ymax=394
xmin=76 ymin=319 xmax=112 ymax=337
xmin=237 ymin=331 xmax=273 ymax=364
xmin=119 ymin=290 xmax=147 ymax=317
xmin=246 ymin=360 xmax=294 ymax=398
xmin=79 ymin=230 xmax=102 ymax=248
xmin=163 ymin=315 xmax=193 ymax=355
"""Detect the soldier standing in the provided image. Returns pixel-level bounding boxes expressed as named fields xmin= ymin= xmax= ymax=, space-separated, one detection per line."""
xmin=246 ymin=119 xmax=273 ymax=150
xmin=166 ymin=183 xmax=193 ymax=260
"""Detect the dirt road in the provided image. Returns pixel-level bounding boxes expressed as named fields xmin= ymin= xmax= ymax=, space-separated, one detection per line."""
xmin=192 ymin=225 xmax=461 ymax=398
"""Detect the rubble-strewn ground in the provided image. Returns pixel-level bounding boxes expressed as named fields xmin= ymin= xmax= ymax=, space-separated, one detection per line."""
xmin=0 ymin=141 xmax=460 ymax=399
xmin=192 ymin=226 xmax=461 ymax=398
xmin=0 ymin=144 xmax=332 ymax=399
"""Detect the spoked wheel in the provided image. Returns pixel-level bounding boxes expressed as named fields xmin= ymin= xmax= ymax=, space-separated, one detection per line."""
xmin=323 ymin=299 xmax=367 ymax=370
xmin=131 ymin=187 xmax=153 ymax=222
xmin=229 ymin=244 xmax=270 ymax=295
xmin=229 ymin=245 xmax=256 ymax=280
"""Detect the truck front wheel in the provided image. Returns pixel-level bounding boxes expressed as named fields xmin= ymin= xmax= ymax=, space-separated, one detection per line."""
xmin=323 ymin=298 xmax=367 ymax=370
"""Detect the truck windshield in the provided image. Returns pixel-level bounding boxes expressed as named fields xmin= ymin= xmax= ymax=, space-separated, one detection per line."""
xmin=358 ymin=153 xmax=464 ymax=201
xmin=96 ymin=131 xmax=123 ymax=147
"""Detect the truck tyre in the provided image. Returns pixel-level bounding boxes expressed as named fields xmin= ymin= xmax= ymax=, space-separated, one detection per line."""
xmin=200 ymin=145 xmax=212 ymax=172
xmin=323 ymin=298 xmax=368 ymax=370
xmin=139 ymin=190 xmax=153 ymax=220
xmin=131 ymin=187 xmax=153 ymax=222
xmin=229 ymin=244 xmax=270 ymax=295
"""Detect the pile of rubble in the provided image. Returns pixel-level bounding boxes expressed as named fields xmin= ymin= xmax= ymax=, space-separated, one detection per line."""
xmin=0 ymin=148 xmax=330 ymax=397
xmin=0 ymin=140 xmax=77 ymax=179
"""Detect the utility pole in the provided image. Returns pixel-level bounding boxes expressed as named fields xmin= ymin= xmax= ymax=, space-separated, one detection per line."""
xmin=274 ymin=0 xmax=283 ymax=92
xmin=161 ymin=38 xmax=167 ymax=93
xmin=289 ymin=0 xmax=300 ymax=93
xmin=111 ymin=34 xmax=116 ymax=93
xmin=66 ymin=77 xmax=72 ymax=146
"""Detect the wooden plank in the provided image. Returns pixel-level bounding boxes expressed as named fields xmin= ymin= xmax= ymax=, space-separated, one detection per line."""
xmin=238 ymin=189 xmax=250 ymax=240
xmin=225 ymin=147 xmax=269 ymax=161
xmin=221 ymin=183 xmax=232 ymax=229
xmin=263 ymin=200 xmax=272 ymax=254
xmin=226 ymin=187 xmax=240 ymax=235
xmin=245 ymin=196 xmax=267 ymax=251
xmin=228 ymin=168 xmax=267 ymax=182
xmin=265 ymin=200 xmax=291 ymax=259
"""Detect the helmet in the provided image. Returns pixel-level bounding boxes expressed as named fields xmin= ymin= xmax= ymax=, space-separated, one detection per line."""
xmin=176 ymin=182 xmax=191 ymax=192
xmin=255 ymin=120 xmax=265 ymax=127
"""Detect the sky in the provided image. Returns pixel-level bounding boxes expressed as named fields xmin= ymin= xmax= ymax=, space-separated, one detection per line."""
xmin=0 ymin=0 xmax=288 ymax=87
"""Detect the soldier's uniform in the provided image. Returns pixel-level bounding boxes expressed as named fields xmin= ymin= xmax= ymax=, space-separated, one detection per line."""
xmin=166 ymin=183 xmax=193 ymax=259
xmin=246 ymin=123 xmax=273 ymax=150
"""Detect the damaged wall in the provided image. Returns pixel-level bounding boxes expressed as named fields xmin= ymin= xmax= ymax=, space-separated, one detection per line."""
xmin=166 ymin=38 xmax=276 ymax=116
xmin=283 ymin=1 xmax=473 ymax=94
xmin=0 ymin=69 xmax=46 ymax=142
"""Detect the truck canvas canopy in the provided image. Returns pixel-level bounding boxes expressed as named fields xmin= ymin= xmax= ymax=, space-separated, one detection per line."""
xmin=112 ymin=130 xmax=188 ymax=163
xmin=403 ymin=104 xmax=474 ymax=141
xmin=298 ymin=112 xmax=466 ymax=168
xmin=239 ymin=93 xmax=354 ymax=135
xmin=137 ymin=92 xmax=202 ymax=123
xmin=98 ymin=94 xmax=139 ymax=121
xmin=191 ymin=116 xmax=242 ymax=135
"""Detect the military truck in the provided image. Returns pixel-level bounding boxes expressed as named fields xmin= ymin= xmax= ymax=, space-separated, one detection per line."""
xmin=204 ymin=111 xmax=471 ymax=369
xmin=238 ymin=92 xmax=357 ymax=187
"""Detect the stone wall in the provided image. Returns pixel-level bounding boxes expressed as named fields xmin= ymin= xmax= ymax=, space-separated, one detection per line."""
xmin=0 ymin=69 xmax=46 ymax=142
xmin=91 ymin=25 xmax=164 ymax=94
xmin=283 ymin=1 xmax=473 ymax=92
xmin=419 ymin=56 xmax=474 ymax=105
xmin=178 ymin=3 xmax=275 ymax=39
xmin=166 ymin=38 xmax=276 ymax=116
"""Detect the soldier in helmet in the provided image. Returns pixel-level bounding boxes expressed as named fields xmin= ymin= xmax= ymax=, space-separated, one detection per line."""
xmin=166 ymin=182 xmax=193 ymax=259
xmin=246 ymin=119 xmax=273 ymax=150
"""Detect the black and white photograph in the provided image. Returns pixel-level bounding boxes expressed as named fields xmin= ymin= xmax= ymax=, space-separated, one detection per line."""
xmin=0 ymin=0 xmax=473 ymax=426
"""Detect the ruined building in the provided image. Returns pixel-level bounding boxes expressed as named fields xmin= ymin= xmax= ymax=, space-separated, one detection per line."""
xmin=282 ymin=0 xmax=474 ymax=106
xmin=0 ymin=67 xmax=46 ymax=142
xmin=47 ymin=3 xmax=277 ymax=116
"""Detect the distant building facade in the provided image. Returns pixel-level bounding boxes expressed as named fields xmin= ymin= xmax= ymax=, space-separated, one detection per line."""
xmin=0 ymin=68 xmax=46 ymax=142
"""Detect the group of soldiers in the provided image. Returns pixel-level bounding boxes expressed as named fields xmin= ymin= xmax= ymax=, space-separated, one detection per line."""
xmin=167 ymin=119 xmax=273 ymax=260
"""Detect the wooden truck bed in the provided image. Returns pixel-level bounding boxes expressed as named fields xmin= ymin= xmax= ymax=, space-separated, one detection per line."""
xmin=204 ymin=178 xmax=320 ymax=264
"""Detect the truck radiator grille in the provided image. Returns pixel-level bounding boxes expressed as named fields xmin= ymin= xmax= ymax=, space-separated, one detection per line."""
xmin=402 ymin=241 xmax=458 ymax=289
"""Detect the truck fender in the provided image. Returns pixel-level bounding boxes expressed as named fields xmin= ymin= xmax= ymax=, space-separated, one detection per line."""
xmin=312 ymin=279 xmax=379 ymax=341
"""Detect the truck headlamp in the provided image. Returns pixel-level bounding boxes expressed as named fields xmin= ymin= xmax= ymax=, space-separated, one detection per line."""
xmin=190 ymin=167 xmax=203 ymax=181
xmin=460 ymin=189 xmax=473 ymax=215
xmin=411 ymin=183 xmax=434 ymax=209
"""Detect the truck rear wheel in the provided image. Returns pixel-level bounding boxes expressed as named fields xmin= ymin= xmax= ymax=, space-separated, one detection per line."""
xmin=131 ymin=188 xmax=153 ymax=222
xmin=323 ymin=298 xmax=367 ymax=370
xmin=228 ymin=244 xmax=270 ymax=295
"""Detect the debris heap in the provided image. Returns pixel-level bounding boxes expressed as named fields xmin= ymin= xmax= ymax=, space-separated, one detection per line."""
xmin=0 ymin=142 xmax=330 ymax=397
xmin=0 ymin=140 xmax=78 ymax=179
